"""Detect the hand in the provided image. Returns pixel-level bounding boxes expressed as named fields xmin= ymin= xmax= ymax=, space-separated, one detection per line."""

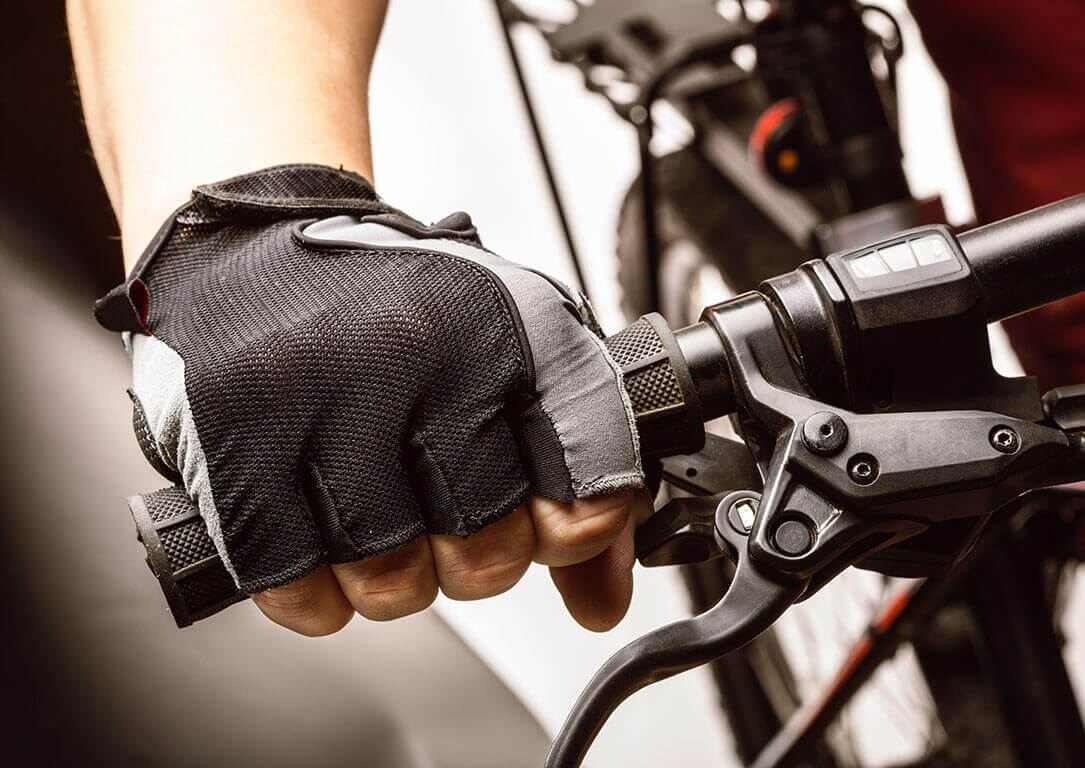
xmin=103 ymin=165 xmax=646 ymax=634
xmin=252 ymin=490 xmax=653 ymax=635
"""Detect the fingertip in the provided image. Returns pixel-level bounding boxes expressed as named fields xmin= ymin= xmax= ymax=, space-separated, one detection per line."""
xmin=630 ymin=486 xmax=655 ymax=525
xmin=549 ymin=513 xmax=637 ymax=631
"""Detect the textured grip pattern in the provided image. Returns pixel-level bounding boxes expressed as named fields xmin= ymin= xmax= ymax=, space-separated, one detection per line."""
xmin=159 ymin=521 xmax=218 ymax=571
xmin=605 ymin=318 xmax=684 ymax=416
xmin=605 ymin=318 xmax=664 ymax=367
xmin=604 ymin=313 xmax=705 ymax=457
xmin=130 ymin=487 xmax=246 ymax=627
xmin=624 ymin=365 xmax=683 ymax=413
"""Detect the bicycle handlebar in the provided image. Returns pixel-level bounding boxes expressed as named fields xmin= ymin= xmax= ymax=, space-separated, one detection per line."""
xmin=960 ymin=194 xmax=1085 ymax=322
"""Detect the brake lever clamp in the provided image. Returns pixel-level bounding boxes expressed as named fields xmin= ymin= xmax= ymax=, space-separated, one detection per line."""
xmin=711 ymin=294 xmax=1067 ymax=585
xmin=547 ymin=292 xmax=1070 ymax=767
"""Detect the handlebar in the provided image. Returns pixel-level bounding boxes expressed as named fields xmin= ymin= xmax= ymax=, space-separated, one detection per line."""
xmin=130 ymin=195 xmax=1085 ymax=631
xmin=960 ymin=194 xmax=1085 ymax=322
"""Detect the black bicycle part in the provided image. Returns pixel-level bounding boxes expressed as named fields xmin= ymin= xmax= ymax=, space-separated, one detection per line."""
xmin=546 ymin=492 xmax=807 ymax=768
xmin=510 ymin=0 xmax=931 ymax=347
xmin=129 ymin=488 xmax=247 ymax=628
xmin=753 ymin=0 xmax=910 ymax=211
xmin=958 ymin=194 xmax=1085 ymax=323
xmin=546 ymin=197 xmax=1085 ymax=766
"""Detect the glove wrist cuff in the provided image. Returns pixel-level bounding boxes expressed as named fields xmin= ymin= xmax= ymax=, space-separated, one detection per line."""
xmin=94 ymin=163 xmax=395 ymax=333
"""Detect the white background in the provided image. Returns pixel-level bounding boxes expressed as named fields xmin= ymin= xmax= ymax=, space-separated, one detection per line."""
xmin=368 ymin=2 xmax=1081 ymax=766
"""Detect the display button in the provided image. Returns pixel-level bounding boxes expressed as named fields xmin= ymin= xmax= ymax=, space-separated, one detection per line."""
xmin=849 ymin=252 xmax=889 ymax=278
xmin=879 ymin=242 xmax=917 ymax=272
xmin=912 ymin=235 xmax=953 ymax=265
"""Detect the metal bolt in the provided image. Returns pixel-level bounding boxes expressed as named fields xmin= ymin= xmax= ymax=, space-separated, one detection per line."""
xmin=774 ymin=519 xmax=814 ymax=556
xmin=847 ymin=453 xmax=879 ymax=485
xmin=990 ymin=426 xmax=1020 ymax=454
xmin=717 ymin=491 xmax=763 ymax=541
xmin=802 ymin=411 xmax=848 ymax=455
xmin=727 ymin=497 xmax=758 ymax=534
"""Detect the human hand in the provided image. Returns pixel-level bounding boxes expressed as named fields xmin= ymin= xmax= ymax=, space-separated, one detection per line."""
xmin=103 ymin=165 xmax=647 ymax=634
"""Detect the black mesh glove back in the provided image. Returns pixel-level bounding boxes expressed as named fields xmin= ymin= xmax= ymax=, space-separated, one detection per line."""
xmin=96 ymin=165 xmax=643 ymax=593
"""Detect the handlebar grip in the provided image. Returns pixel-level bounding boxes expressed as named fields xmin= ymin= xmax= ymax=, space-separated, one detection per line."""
xmin=132 ymin=313 xmax=715 ymax=627
xmin=129 ymin=487 xmax=246 ymax=627
xmin=603 ymin=313 xmax=707 ymax=456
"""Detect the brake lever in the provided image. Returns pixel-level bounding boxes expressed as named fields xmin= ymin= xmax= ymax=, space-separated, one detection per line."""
xmin=546 ymin=494 xmax=806 ymax=768
xmin=548 ymin=294 xmax=1072 ymax=766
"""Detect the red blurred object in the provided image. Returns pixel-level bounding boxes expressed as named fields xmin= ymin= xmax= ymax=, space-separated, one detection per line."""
xmin=914 ymin=0 xmax=1085 ymax=390
xmin=749 ymin=98 xmax=799 ymax=166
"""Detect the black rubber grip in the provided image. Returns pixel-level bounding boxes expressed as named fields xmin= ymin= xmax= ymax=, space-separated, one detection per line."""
xmin=603 ymin=312 xmax=705 ymax=457
xmin=129 ymin=487 xmax=246 ymax=627
xmin=133 ymin=313 xmax=708 ymax=627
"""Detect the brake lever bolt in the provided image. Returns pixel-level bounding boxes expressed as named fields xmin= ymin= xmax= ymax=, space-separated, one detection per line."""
xmin=723 ymin=492 xmax=761 ymax=534
xmin=847 ymin=453 xmax=880 ymax=485
xmin=773 ymin=518 xmax=814 ymax=556
xmin=802 ymin=411 xmax=848 ymax=455
xmin=989 ymin=426 xmax=1020 ymax=454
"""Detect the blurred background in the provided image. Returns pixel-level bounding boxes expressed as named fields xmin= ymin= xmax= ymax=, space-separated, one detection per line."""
xmin=1 ymin=1 xmax=1080 ymax=767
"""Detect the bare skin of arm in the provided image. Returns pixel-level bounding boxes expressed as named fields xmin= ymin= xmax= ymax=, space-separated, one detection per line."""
xmin=68 ymin=0 xmax=650 ymax=635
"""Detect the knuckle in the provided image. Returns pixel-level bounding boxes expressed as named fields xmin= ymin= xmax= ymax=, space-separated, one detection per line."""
xmin=252 ymin=580 xmax=351 ymax=637
xmin=440 ymin=546 xmax=531 ymax=600
xmin=546 ymin=499 xmax=629 ymax=552
xmin=254 ymin=579 xmax=323 ymax=614
xmin=338 ymin=561 xmax=437 ymax=621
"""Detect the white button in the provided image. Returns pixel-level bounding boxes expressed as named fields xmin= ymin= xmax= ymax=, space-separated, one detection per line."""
xmin=849 ymin=252 xmax=889 ymax=278
xmin=912 ymin=235 xmax=952 ymax=265
xmin=879 ymin=243 xmax=917 ymax=272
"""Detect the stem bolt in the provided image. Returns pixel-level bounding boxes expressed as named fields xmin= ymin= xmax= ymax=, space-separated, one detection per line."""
xmin=990 ymin=426 xmax=1020 ymax=454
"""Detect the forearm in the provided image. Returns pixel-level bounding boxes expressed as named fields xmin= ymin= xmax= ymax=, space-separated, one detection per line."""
xmin=68 ymin=0 xmax=387 ymax=268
